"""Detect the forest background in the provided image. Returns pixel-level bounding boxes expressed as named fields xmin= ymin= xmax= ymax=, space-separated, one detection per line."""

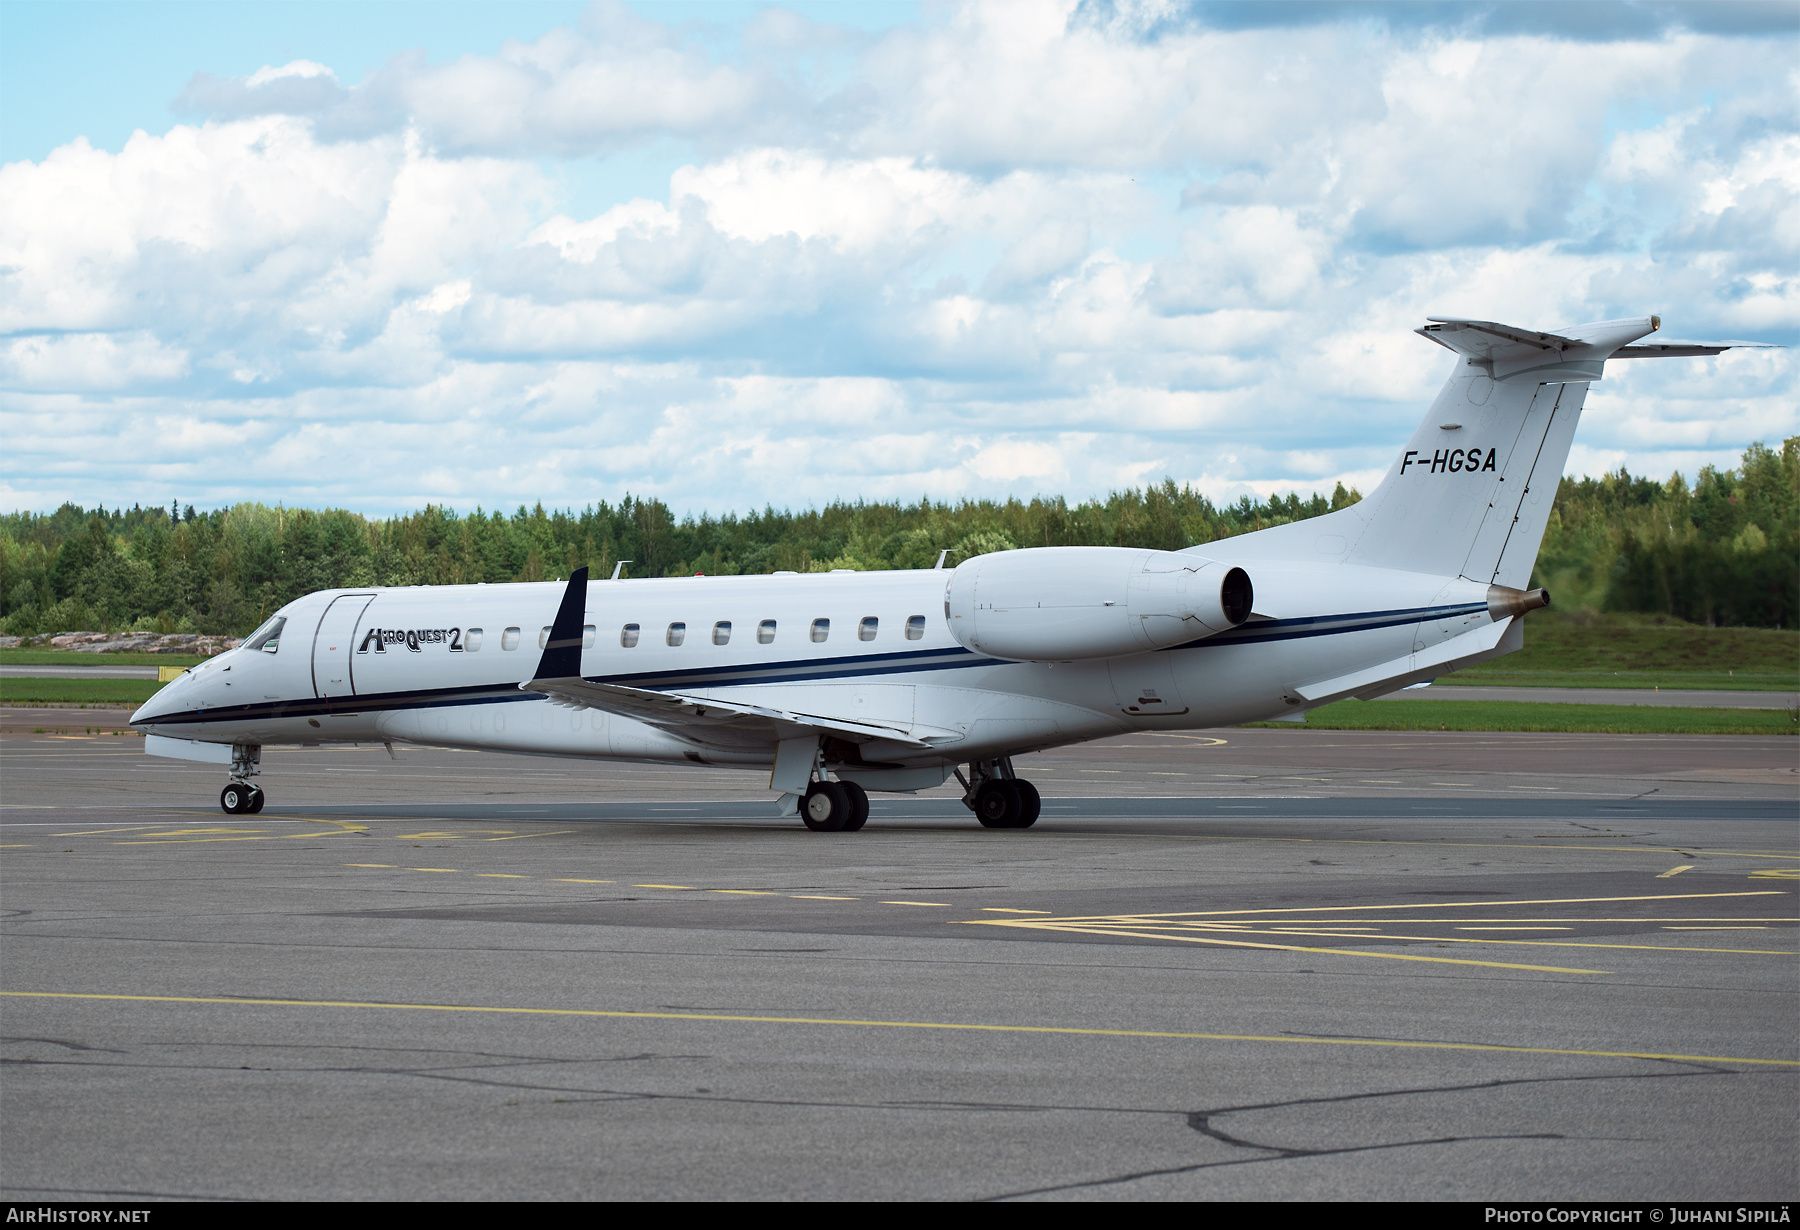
xmin=2 ymin=438 xmax=1794 ymax=639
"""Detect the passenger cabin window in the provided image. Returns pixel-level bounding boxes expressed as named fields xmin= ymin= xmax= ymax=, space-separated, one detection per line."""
xmin=245 ymin=616 xmax=286 ymax=653
xmin=583 ymin=625 xmax=596 ymax=648
xmin=667 ymin=622 xmax=687 ymax=647
xmin=858 ymin=617 xmax=878 ymax=642
xmin=620 ymin=623 xmax=640 ymax=648
xmin=465 ymin=627 xmax=484 ymax=652
xmin=501 ymin=627 xmax=521 ymax=651
xmin=538 ymin=626 xmax=553 ymax=650
xmin=905 ymin=615 xmax=925 ymax=640
xmin=713 ymin=621 xmax=731 ymax=646
xmin=757 ymin=620 xmax=776 ymax=644
xmin=810 ymin=618 xmax=830 ymax=643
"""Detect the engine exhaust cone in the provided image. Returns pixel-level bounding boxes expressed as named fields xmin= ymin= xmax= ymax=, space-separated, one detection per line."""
xmin=1487 ymin=584 xmax=1551 ymax=620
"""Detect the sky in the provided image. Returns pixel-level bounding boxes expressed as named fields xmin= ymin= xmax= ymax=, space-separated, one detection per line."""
xmin=1 ymin=0 xmax=1795 ymax=521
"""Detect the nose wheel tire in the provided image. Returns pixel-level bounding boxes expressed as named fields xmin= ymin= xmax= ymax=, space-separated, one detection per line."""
xmin=246 ymin=787 xmax=266 ymax=814
xmin=220 ymin=783 xmax=253 ymax=814
xmin=801 ymin=781 xmax=853 ymax=832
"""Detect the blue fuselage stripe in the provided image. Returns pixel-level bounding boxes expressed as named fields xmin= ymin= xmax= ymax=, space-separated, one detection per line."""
xmin=1172 ymin=602 xmax=1485 ymax=651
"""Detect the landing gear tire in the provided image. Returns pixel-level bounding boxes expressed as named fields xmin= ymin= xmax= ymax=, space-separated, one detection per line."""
xmin=802 ymin=781 xmax=853 ymax=832
xmin=220 ymin=783 xmax=253 ymax=814
xmin=839 ymin=780 xmax=870 ymax=832
xmin=246 ymin=787 xmax=266 ymax=814
xmin=975 ymin=780 xmax=1022 ymax=829
xmin=1012 ymin=779 xmax=1040 ymax=829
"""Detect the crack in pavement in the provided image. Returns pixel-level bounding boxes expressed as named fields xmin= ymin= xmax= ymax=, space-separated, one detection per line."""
xmin=983 ymin=1068 xmax=1718 ymax=1200
xmin=986 ymin=1131 xmax=1569 ymax=1198
xmin=0 ymin=1184 xmax=258 ymax=1202
xmin=0 ymin=1036 xmax=127 ymax=1053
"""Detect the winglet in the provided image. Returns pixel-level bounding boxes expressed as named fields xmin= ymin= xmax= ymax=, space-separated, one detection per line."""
xmin=532 ymin=567 xmax=589 ymax=681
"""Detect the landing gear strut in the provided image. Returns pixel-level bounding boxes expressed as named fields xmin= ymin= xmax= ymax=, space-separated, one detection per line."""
xmin=219 ymin=743 xmax=264 ymax=815
xmin=957 ymin=757 xmax=1040 ymax=829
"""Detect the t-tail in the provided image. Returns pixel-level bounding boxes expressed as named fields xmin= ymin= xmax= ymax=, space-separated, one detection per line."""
xmin=1226 ymin=315 xmax=1770 ymax=594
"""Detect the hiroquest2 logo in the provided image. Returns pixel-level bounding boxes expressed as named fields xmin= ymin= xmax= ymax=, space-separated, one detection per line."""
xmin=358 ymin=627 xmax=464 ymax=654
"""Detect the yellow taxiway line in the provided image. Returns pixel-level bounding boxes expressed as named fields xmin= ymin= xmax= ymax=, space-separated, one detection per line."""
xmin=4 ymin=990 xmax=1794 ymax=1068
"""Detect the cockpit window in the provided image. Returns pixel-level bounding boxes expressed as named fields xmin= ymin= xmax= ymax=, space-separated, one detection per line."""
xmin=244 ymin=616 xmax=286 ymax=653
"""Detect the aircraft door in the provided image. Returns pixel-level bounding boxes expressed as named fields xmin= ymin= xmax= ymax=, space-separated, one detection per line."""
xmin=1108 ymin=651 xmax=1189 ymax=717
xmin=312 ymin=593 xmax=377 ymax=699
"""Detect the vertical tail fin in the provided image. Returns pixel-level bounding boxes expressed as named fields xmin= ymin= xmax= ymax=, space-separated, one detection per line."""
xmin=1343 ymin=369 xmax=1585 ymax=587
xmin=1201 ymin=315 xmax=1768 ymax=585
xmin=1339 ymin=316 xmax=1661 ymax=585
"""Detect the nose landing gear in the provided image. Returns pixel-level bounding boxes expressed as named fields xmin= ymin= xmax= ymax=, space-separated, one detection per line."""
xmin=220 ymin=782 xmax=264 ymax=814
xmin=219 ymin=743 xmax=265 ymax=814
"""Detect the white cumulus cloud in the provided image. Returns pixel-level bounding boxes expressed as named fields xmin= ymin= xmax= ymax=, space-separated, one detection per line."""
xmin=1 ymin=3 xmax=1793 ymax=520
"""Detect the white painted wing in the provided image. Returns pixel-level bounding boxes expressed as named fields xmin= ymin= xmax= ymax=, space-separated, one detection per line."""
xmin=521 ymin=675 xmax=931 ymax=748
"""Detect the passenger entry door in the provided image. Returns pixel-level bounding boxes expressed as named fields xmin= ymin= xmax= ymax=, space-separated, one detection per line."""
xmin=312 ymin=593 xmax=376 ymax=699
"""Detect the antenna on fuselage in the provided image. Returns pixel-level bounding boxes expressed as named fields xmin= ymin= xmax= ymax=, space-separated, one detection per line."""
xmin=611 ymin=561 xmax=631 ymax=581
xmin=934 ymin=550 xmax=950 ymax=569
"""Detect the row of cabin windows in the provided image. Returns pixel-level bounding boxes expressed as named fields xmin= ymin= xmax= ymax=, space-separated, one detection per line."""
xmin=457 ymin=614 xmax=928 ymax=652
xmin=458 ymin=626 xmax=596 ymax=653
xmin=620 ymin=614 xmax=927 ymax=648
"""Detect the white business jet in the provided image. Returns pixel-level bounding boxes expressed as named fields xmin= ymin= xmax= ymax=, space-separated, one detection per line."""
xmin=131 ymin=315 xmax=1761 ymax=829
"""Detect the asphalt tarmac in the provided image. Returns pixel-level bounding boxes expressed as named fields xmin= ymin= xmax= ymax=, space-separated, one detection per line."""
xmin=1 ymin=729 xmax=1794 ymax=1201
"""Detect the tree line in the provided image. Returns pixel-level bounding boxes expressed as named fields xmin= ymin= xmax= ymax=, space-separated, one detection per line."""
xmin=1 ymin=438 xmax=1793 ymax=638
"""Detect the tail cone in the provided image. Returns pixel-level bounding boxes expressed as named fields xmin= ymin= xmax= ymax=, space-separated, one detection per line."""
xmin=1487 ymin=584 xmax=1551 ymax=620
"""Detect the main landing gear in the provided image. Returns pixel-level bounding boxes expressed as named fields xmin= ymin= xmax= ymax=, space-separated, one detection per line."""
xmin=219 ymin=743 xmax=265 ymax=814
xmin=801 ymin=779 xmax=869 ymax=833
xmin=957 ymin=757 xmax=1041 ymax=829
xmin=784 ymin=744 xmax=1038 ymax=833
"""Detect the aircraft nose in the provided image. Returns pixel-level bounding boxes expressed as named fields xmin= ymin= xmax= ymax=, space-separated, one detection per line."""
xmin=131 ymin=671 xmax=189 ymax=728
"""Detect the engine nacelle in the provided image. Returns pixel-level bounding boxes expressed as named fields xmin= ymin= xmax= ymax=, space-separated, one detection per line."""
xmin=945 ymin=547 xmax=1252 ymax=661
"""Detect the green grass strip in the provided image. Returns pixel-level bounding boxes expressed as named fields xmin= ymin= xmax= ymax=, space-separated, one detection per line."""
xmin=0 ymin=678 xmax=162 ymax=705
xmin=1 ymin=649 xmax=210 ymax=667
xmin=1439 ymin=671 xmax=1797 ymax=692
xmin=1249 ymin=698 xmax=1798 ymax=735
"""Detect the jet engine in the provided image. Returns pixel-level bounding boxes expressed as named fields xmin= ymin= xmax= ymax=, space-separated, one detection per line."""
xmin=945 ymin=547 xmax=1252 ymax=661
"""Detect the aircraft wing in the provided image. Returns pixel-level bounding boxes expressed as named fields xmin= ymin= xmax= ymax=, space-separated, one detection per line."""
xmin=521 ymin=567 xmax=929 ymax=749
xmin=522 ymin=673 xmax=931 ymax=747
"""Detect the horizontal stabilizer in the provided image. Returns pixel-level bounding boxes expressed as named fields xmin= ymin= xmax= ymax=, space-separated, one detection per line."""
xmin=1612 ymin=340 xmax=1780 ymax=358
xmin=1418 ymin=317 xmax=1585 ymax=353
xmin=1416 ymin=315 xmax=1660 ymax=382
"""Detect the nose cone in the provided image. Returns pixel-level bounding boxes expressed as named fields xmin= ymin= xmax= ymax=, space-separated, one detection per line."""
xmin=131 ymin=670 xmax=192 ymax=728
xmin=130 ymin=691 xmax=170 ymax=729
